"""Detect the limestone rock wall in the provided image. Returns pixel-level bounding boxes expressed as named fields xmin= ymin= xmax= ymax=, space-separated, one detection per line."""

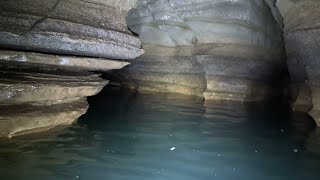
xmin=0 ymin=70 xmax=108 ymax=138
xmin=284 ymin=0 xmax=320 ymax=126
xmin=0 ymin=0 xmax=142 ymax=137
xmin=116 ymin=0 xmax=285 ymax=101
xmin=0 ymin=0 xmax=143 ymax=60
xmin=116 ymin=0 xmax=205 ymax=96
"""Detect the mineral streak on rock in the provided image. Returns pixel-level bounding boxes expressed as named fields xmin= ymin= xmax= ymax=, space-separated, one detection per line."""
xmin=118 ymin=0 xmax=285 ymax=101
xmin=284 ymin=0 xmax=320 ymax=126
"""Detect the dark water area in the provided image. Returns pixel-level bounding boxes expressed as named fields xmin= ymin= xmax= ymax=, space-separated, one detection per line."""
xmin=1 ymin=86 xmax=320 ymax=180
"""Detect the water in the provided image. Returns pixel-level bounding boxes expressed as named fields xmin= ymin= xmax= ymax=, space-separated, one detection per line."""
xmin=1 ymin=87 xmax=320 ymax=180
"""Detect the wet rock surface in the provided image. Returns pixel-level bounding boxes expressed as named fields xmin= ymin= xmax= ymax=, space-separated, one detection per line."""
xmin=116 ymin=0 xmax=285 ymax=101
xmin=0 ymin=70 xmax=108 ymax=138
xmin=0 ymin=0 xmax=141 ymax=137
xmin=0 ymin=100 xmax=88 ymax=138
xmin=284 ymin=0 xmax=320 ymax=126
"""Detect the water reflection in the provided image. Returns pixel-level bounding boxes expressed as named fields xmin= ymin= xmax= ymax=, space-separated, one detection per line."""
xmin=0 ymin=87 xmax=320 ymax=180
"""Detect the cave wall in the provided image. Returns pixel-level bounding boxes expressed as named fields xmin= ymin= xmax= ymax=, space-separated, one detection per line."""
xmin=115 ymin=0 xmax=286 ymax=101
xmin=283 ymin=0 xmax=320 ymax=126
xmin=0 ymin=0 xmax=143 ymax=137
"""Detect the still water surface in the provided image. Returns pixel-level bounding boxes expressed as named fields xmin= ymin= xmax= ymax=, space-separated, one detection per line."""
xmin=1 ymin=87 xmax=320 ymax=180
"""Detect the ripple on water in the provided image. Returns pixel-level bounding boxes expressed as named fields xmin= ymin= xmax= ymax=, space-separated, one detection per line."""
xmin=1 ymin=87 xmax=320 ymax=180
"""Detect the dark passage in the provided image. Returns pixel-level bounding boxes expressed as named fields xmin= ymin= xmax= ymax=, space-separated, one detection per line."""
xmin=1 ymin=87 xmax=320 ymax=180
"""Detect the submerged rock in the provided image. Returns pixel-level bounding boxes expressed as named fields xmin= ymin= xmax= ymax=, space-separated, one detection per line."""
xmin=117 ymin=0 xmax=285 ymax=100
xmin=284 ymin=0 xmax=320 ymax=126
xmin=0 ymin=70 xmax=107 ymax=138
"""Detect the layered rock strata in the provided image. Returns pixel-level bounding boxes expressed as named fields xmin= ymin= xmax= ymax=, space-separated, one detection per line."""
xmin=118 ymin=0 xmax=285 ymax=101
xmin=0 ymin=0 xmax=143 ymax=59
xmin=0 ymin=50 xmax=129 ymax=72
xmin=0 ymin=70 xmax=108 ymax=138
xmin=0 ymin=0 xmax=142 ymax=137
xmin=118 ymin=45 xmax=206 ymax=96
xmin=284 ymin=0 xmax=320 ymax=126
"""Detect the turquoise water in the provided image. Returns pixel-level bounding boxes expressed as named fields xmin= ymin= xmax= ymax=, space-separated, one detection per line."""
xmin=1 ymin=87 xmax=320 ymax=180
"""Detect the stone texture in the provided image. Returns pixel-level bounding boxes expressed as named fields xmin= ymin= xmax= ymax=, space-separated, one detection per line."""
xmin=284 ymin=0 xmax=320 ymax=126
xmin=0 ymin=0 xmax=143 ymax=60
xmin=119 ymin=45 xmax=206 ymax=96
xmin=0 ymin=70 xmax=108 ymax=138
xmin=276 ymin=0 xmax=295 ymax=16
xmin=0 ymin=50 xmax=129 ymax=72
xmin=116 ymin=0 xmax=285 ymax=100
xmin=0 ymin=0 xmax=142 ymax=137
xmin=0 ymin=99 xmax=88 ymax=138
xmin=196 ymin=44 xmax=284 ymax=101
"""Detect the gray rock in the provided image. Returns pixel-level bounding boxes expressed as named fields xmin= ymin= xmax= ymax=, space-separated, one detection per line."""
xmin=117 ymin=0 xmax=285 ymax=101
xmin=0 ymin=70 xmax=107 ymax=137
xmin=118 ymin=45 xmax=206 ymax=96
xmin=0 ymin=0 xmax=144 ymax=60
xmin=0 ymin=0 xmax=142 ymax=137
xmin=127 ymin=0 xmax=283 ymax=47
xmin=0 ymin=99 xmax=88 ymax=138
xmin=0 ymin=50 xmax=129 ymax=71
xmin=284 ymin=0 xmax=320 ymax=126
xmin=0 ymin=71 xmax=108 ymax=105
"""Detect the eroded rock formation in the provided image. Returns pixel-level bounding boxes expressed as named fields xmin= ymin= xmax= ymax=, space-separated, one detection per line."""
xmin=0 ymin=0 xmax=143 ymax=59
xmin=0 ymin=70 xmax=108 ymax=138
xmin=0 ymin=0 xmax=142 ymax=137
xmin=116 ymin=0 xmax=285 ymax=101
xmin=284 ymin=0 xmax=320 ymax=126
